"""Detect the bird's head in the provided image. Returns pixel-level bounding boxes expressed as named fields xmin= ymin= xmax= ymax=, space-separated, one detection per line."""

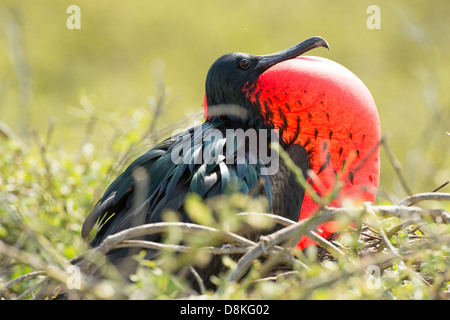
xmin=204 ymin=37 xmax=329 ymax=125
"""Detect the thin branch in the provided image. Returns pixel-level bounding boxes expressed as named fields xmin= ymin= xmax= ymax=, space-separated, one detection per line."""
xmin=188 ymin=266 xmax=206 ymax=295
xmin=398 ymin=192 xmax=450 ymax=207
xmin=371 ymin=204 xmax=449 ymax=223
xmin=95 ymin=222 xmax=255 ymax=257
xmin=89 ymin=221 xmax=307 ymax=273
xmin=0 ymin=271 xmax=45 ymax=295
xmin=364 ymin=203 xmax=401 ymax=257
xmin=431 ymin=180 xmax=449 ymax=193
xmin=0 ymin=240 xmax=84 ymax=291
xmin=0 ymin=119 xmax=26 ymax=148
xmin=225 ymin=208 xmax=341 ymax=284
xmin=115 ymin=240 xmax=250 ymax=255
xmin=308 ymin=230 xmax=346 ymax=259
xmin=252 ymin=270 xmax=299 ymax=283
xmin=382 ymin=137 xmax=413 ymax=196
xmin=236 ymin=212 xmax=296 ymax=227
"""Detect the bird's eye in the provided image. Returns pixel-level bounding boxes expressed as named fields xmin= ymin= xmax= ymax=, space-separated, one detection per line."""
xmin=239 ymin=59 xmax=251 ymax=70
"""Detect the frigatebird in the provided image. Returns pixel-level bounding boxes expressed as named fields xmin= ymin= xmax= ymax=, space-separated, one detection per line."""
xmin=82 ymin=35 xmax=380 ymax=286
xmin=82 ymin=37 xmax=329 ymax=286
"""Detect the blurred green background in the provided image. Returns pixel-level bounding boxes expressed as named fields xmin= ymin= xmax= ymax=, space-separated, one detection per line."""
xmin=1 ymin=0 xmax=449 ymax=201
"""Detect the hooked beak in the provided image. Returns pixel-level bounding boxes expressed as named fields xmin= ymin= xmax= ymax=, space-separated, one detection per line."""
xmin=256 ymin=36 xmax=329 ymax=72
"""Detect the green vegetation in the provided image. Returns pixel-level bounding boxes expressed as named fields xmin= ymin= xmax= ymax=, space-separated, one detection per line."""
xmin=0 ymin=1 xmax=449 ymax=300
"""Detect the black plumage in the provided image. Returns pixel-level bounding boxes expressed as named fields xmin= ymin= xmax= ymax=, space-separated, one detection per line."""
xmin=82 ymin=37 xmax=328 ymax=288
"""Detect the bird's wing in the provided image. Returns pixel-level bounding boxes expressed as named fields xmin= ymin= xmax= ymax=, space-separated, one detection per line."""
xmin=81 ymin=121 xmax=272 ymax=247
xmin=81 ymin=137 xmax=173 ymax=240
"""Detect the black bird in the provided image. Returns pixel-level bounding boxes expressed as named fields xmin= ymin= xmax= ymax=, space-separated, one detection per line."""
xmin=82 ymin=37 xmax=328 ymax=287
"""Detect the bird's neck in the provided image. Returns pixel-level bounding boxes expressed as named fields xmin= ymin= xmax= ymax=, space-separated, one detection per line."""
xmin=204 ymin=94 xmax=273 ymax=132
